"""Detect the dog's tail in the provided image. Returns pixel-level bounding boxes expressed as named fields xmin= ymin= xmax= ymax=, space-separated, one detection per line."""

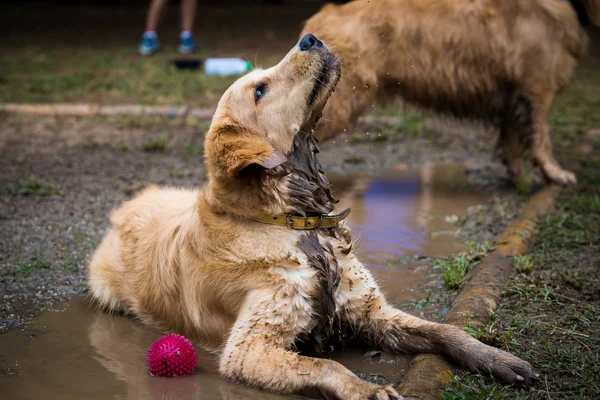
xmin=538 ymin=0 xmax=588 ymax=60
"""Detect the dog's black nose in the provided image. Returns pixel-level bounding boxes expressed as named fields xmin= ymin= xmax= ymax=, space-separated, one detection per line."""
xmin=298 ymin=34 xmax=323 ymax=51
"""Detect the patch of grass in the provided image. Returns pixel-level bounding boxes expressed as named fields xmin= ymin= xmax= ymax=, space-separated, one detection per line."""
xmin=182 ymin=140 xmax=203 ymax=157
xmin=350 ymin=132 xmax=369 ymax=143
xmin=536 ymin=211 xmax=597 ymax=253
xmin=534 ymin=163 xmax=600 ymax=253
xmin=442 ymin=374 xmax=529 ymax=400
xmin=0 ymin=47 xmax=236 ymax=106
xmin=549 ymin=67 xmax=600 ymax=148
xmin=536 ymin=283 xmax=552 ymax=302
xmin=514 ymin=174 xmax=533 ymax=195
xmin=537 ymin=344 xmax=600 ymax=394
xmin=578 ymin=159 xmax=600 ymax=185
xmin=465 ymin=322 xmax=518 ymax=349
xmin=439 ymin=254 xmax=476 ymax=290
xmin=564 ymin=193 xmax=600 ymax=213
xmin=114 ymin=141 xmax=130 ymax=152
xmin=143 ymin=134 xmax=169 ymax=152
xmin=63 ymin=254 xmax=86 ymax=272
xmin=373 ymin=132 xmax=391 ymax=142
xmin=10 ymin=256 xmax=52 ymax=276
xmin=463 ymin=240 xmax=495 ymax=254
xmin=435 ymin=241 xmax=492 ymax=290
xmin=513 ymin=255 xmax=534 ymax=274
xmin=348 ymin=112 xmax=425 ymax=143
xmin=402 ymin=113 xmax=424 ymax=135
xmin=3 ymin=175 xmax=59 ymax=197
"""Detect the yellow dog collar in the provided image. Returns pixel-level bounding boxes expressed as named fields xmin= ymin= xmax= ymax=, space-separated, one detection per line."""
xmin=249 ymin=208 xmax=351 ymax=230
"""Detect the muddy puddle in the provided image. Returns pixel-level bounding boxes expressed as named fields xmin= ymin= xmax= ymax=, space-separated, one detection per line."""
xmin=331 ymin=163 xmax=493 ymax=306
xmin=0 ymin=163 xmax=492 ymax=400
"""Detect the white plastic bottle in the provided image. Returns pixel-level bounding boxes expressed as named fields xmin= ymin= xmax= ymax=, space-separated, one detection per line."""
xmin=204 ymin=58 xmax=252 ymax=76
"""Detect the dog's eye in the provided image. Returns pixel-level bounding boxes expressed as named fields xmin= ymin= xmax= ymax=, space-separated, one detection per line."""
xmin=254 ymin=83 xmax=267 ymax=103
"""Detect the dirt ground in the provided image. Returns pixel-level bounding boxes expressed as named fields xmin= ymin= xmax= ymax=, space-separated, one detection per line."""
xmin=1 ymin=1 xmax=600 ymax=399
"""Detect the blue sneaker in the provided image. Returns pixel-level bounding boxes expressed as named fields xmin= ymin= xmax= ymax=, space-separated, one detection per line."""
xmin=139 ymin=32 xmax=159 ymax=55
xmin=178 ymin=34 xmax=198 ymax=54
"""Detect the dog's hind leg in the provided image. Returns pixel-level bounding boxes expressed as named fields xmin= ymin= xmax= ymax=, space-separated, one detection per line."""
xmin=88 ymin=229 xmax=128 ymax=313
xmin=219 ymin=288 xmax=399 ymax=400
xmin=335 ymin=254 xmax=537 ymax=385
xmin=496 ymin=124 xmax=526 ymax=182
xmin=528 ymin=89 xmax=577 ymax=185
xmin=496 ymin=94 xmax=530 ymax=182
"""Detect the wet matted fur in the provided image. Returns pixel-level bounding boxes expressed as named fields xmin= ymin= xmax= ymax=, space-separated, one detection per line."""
xmin=301 ymin=0 xmax=597 ymax=185
xmin=88 ymin=37 xmax=537 ymax=400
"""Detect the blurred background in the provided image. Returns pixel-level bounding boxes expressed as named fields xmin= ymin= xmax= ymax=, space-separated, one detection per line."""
xmin=0 ymin=0 xmax=348 ymax=106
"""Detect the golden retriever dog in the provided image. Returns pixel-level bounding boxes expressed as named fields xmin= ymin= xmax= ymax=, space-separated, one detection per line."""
xmin=88 ymin=35 xmax=536 ymax=399
xmin=301 ymin=0 xmax=598 ymax=185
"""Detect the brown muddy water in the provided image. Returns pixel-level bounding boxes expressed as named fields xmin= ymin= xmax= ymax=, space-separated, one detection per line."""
xmin=331 ymin=163 xmax=492 ymax=307
xmin=0 ymin=164 xmax=492 ymax=400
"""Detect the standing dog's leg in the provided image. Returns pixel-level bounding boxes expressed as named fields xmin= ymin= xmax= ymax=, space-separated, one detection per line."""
xmin=335 ymin=254 xmax=537 ymax=384
xmin=220 ymin=288 xmax=400 ymax=400
xmin=529 ymin=90 xmax=577 ymax=185
xmin=497 ymin=94 xmax=529 ymax=182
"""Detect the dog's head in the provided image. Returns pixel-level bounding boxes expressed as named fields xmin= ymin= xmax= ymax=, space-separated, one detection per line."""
xmin=205 ymin=34 xmax=341 ymax=181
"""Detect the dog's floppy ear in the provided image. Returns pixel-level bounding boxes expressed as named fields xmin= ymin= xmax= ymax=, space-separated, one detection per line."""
xmin=207 ymin=123 xmax=288 ymax=179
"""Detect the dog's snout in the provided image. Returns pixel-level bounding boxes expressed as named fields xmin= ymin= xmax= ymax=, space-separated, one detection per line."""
xmin=298 ymin=34 xmax=323 ymax=51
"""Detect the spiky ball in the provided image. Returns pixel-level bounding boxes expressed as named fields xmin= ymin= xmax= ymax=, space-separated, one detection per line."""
xmin=147 ymin=334 xmax=197 ymax=377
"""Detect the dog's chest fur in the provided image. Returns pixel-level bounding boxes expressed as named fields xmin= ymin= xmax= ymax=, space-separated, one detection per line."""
xmin=272 ymin=226 xmax=352 ymax=353
xmin=275 ymin=132 xmax=355 ymax=352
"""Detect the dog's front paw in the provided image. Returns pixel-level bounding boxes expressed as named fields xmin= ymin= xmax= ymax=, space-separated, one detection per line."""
xmin=480 ymin=348 xmax=539 ymax=385
xmin=346 ymin=383 xmax=402 ymax=400
xmin=543 ymin=166 xmax=577 ymax=185
xmin=368 ymin=385 xmax=402 ymax=400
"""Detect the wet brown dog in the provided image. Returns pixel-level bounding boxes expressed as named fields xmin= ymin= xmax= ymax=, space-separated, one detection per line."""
xmin=88 ymin=36 xmax=536 ymax=399
xmin=301 ymin=0 xmax=597 ymax=185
